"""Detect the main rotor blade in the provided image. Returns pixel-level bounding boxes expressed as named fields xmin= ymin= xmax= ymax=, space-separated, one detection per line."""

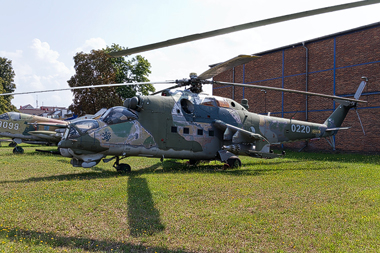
xmin=151 ymin=84 xmax=185 ymax=95
xmin=0 ymin=81 xmax=173 ymax=96
xmin=198 ymin=55 xmax=259 ymax=80
xmin=215 ymin=81 xmax=367 ymax=104
xmin=109 ymin=0 xmax=380 ymax=57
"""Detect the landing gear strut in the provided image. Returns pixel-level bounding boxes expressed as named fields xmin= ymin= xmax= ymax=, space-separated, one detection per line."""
xmin=113 ymin=156 xmax=131 ymax=173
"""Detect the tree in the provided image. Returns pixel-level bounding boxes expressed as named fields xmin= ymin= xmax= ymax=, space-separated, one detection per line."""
xmin=0 ymin=57 xmax=17 ymax=114
xmin=104 ymin=44 xmax=154 ymax=99
xmin=68 ymin=50 xmax=122 ymax=116
xmin=68 ymin=45 xmax=155 ymax=116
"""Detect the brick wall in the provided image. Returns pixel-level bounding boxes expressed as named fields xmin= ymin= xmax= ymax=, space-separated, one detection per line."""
xmin=213 ymin=24 xmax=380 ymax=153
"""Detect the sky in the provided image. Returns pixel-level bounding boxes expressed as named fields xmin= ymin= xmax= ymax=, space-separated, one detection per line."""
xmin=1 ymin=0 xmax=380 ymax=109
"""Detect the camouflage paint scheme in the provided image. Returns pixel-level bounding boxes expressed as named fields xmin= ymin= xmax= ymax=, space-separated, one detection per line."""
xmin=58 ymin=90 xmax=354 ymax=168
xmin=0 ymin=112 xmax=67 ymax=145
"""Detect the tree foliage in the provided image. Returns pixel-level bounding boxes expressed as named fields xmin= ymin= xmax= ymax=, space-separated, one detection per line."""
xmin=104 ymin=44 xmax=154 ymax=99
xmin=68 ymin=45 xmax=154 ymax=116
xmin=0 ymin=57 xmax=17 ymax=114
xmin=68 ymin=50 xmax=122 ymax=116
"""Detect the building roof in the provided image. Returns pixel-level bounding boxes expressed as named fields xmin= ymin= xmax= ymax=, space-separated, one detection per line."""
xmin=19 ymin=109 xmax=46 ymax=116
xmin=254 ymin=21 xmax=380 ymax=56
xmin=209 ymin=21 xmax=380 ymax=67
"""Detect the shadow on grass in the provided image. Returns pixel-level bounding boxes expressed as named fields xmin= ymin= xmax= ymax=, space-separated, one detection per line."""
xmin=128 ymin=174 xmax=165 ymax=237
xmin=0 ymin=227 xmax=190 ymax=253
xmin=0 ymin=168 xmax=120 ymax=184
xmin=129 ymin=159 xmax=317 ymax=177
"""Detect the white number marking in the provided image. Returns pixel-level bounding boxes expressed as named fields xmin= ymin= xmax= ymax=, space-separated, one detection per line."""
xmin=291 ymin=124 xmax=310 ymax=134
xmin=0 ymin=121 xmax=20 ymax=130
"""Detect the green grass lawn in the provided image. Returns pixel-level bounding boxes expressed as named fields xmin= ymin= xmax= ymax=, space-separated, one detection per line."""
xmin=0 ymin=144 xmax=380 ymax=252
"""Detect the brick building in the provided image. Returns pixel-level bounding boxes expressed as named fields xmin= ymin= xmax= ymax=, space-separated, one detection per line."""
xmin=213 ymin=22 xmax=380 ymax=153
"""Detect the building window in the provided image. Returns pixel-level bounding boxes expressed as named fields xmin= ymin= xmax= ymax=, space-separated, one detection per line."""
xmin=171 ymin=126 xmax=177 ymax=133
xmin=183 ymin=127 xmax=189 ymax=134
xmin=209 ymin=130 xmax=214 ymax=136
xmin=197 ymin=129 xmax=203 ymax=136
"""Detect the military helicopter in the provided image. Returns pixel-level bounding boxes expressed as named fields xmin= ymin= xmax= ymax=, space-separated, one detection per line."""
xmin=1 ymin=1 xmax=376 ymax=168
xmin=0 ymin=112 xmax=67 ymax=154
xmin=57 ymin=67 xmax=367 ymax=171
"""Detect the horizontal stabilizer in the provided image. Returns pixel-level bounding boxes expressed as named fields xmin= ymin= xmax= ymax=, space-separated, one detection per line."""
xmin=325 ymin=127 xmax=351 ymax=131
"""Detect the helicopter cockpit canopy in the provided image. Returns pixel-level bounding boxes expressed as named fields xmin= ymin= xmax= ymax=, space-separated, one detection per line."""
xmin=100 ymin=106 xmax=138 ymax=125
xmin=64 ymin=119 xmax=99 ymax=140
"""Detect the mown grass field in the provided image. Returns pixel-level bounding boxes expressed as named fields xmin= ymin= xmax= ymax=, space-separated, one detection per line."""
xmin=0 ymin=144 xmax=380 ymax=252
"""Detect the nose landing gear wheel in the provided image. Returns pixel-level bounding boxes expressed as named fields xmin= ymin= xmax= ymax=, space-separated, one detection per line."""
xmin=226 ymin=157 xmax=241 ymax=168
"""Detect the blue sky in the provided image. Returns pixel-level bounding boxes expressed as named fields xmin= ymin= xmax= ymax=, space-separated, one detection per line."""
xmin=1 ymin=0 xmax=380 ymax=109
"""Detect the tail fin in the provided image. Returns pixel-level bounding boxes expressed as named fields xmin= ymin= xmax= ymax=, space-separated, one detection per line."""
xmin=323 ymin=77 xmax=367 ymax=132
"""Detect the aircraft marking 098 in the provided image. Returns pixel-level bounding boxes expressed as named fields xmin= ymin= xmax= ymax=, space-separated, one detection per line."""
xmin=0 ymin=112 xmax=68 ymax=154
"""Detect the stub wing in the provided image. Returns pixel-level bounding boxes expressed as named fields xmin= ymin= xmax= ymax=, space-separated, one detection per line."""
xmin=213 ymin=120 xmax=269 ymax=144
xmin=214 ymin=120 xmax=262 ymax=142
xmin=214 ymin=120 xmax=282 ymax=159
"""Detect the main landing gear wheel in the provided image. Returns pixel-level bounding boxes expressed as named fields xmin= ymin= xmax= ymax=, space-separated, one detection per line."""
xmin=116 ymin=164 xmax=131 ymax=173
xmin=226 ymin=157 xmax=241 ymax=168
xmin=13 ymin=146 xmax=24 ymax=154
xmin=113 ymin=156 xmax=131 ymax=173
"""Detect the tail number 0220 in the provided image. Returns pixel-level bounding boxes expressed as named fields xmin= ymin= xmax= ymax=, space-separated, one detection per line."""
xmin=0 ymin=121 xmax=19 ymax=130
xmin=291 ymin=124 xmax=310 ymax=134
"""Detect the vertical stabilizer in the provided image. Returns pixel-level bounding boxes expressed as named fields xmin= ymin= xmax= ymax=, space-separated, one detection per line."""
xmin=323 ymin=77 xmax=367 ymax=134
xmin=324 ymin=103 xmax=352 ymax=129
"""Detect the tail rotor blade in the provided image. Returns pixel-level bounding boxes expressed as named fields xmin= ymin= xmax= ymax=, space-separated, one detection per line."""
xmin=354 ymin=77 xmax=368 ymax=100
xmin=355 ymin=108 xmax=366 ymax=135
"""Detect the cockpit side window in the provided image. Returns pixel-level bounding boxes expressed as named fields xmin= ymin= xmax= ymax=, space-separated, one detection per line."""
xmin=65 ymin=120 xmax=99 ymax=140
xmin=215 ymin=99 xmax=230 ymax=108
xmin=73 ymin=120 xmax=99 ymax=134
xmin=0 ymin=113 xmax=10 ymax=120
xmin=201 ymin=97 xmax=217 ymax=107
xmin=101 ymin=107 xmax=138 ymax=125
xmin=67 ymin=127 xmax=80 ymax=140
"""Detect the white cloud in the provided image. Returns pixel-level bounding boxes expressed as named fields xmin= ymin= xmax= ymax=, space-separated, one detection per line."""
xmin=30 ymin=39 xmax=73 ymax=77
xmin=2 ymin=39 xmax=75 ymax=108
xmin=30 ymin=39 xmax=60 ymax=61
xmin=0 ymin=49 xmax=23 ymax=60
xmin=75 ymin=37 xmax=107 ymax=53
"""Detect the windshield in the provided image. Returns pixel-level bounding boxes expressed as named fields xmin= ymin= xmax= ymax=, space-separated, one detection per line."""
xmin=64 ymin=119 xmax=99 ymax=140
xmin=72 ymin=120 xmax=99 ymax=134
xmin=100 ymin=106 xmax=138 ymax=125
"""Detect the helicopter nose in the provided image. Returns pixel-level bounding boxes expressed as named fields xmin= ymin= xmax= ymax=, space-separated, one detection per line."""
xmin=59 ymin=147 xmax=73 ymax=158
xmin=58 ymin=139 xmax=76 ymax=149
